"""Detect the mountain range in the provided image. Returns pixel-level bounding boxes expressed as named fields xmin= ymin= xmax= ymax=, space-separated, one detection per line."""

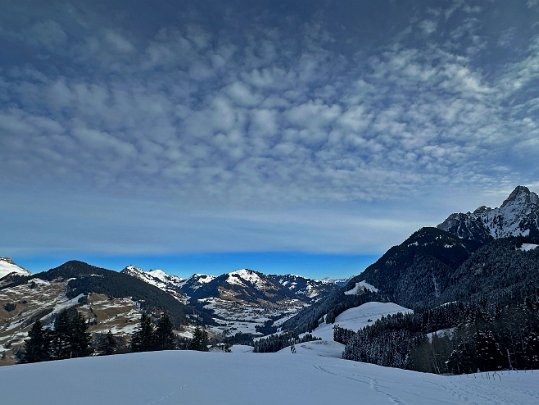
xmin=1 ymin=185 xmax=538 ymax=370
xmin=282 ymin=185 xmax=539 ymax=332
xmin=0 ymin=259 xmax=339 ymax=364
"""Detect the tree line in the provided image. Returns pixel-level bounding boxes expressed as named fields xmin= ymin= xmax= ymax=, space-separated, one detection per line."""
xmin=21 ymin=309 xmax=211 ymax=364
xmin=253 ymin=332 xmax=320 ymax=353
xmin=337 ymin=292 xmax=539 ymax=374
xmin=22 ymin=308 xmax=92 ymax=363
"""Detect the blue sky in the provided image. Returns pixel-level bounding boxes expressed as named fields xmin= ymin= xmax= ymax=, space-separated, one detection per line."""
xmin=1 ymin=0 xmax=539 ymax=278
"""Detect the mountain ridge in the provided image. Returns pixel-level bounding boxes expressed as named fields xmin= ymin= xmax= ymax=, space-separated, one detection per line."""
xmin=438 ymin=185 xmax=539 ymax=243
xmin=282 ymin=185 xmax=539 ymax=334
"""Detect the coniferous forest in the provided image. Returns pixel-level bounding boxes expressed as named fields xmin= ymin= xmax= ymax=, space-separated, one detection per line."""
xmin=21 ymin=310 xmax=210 ymax=364
xmin=337 ymin=292 xmax=539 ymax=373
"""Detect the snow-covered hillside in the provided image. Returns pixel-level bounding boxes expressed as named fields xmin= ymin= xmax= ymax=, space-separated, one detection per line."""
xmin=122 ymin=265 xmax=188 ymax=303
xmin=275 ymin=302 xmax=413 ymax=360
xmin=0 ymin=350 xmax=537 ymax=405
xmin=0 ymin=257 xmax=31 ymax=279
xmin=311 ymin=302 xmax=412 ymax=341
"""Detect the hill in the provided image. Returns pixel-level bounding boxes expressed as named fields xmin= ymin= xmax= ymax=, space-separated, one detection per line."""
xmin=0 ymin=261 xmax=192 ymax=365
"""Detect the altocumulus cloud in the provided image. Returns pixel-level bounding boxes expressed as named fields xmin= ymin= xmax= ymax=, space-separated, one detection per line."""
xmin=0 ymin=0 xmax=538 ymax=258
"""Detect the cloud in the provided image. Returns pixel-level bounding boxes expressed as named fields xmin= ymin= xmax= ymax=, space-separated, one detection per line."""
xmin=419 ymin=20 xmax=437 ymax=36
xmin=1 ymin=1 xmax=539 ymax=258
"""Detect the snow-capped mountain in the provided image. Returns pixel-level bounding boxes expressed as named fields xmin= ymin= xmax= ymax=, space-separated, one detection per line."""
xmin=0 ymin=257 xmax=31 ymax=279
xmin=121 ymin=265 xmax=188 ymax=303
xmin=0 ymin=261 xmax=192 ymax=365
xmin=438 ymin=185 xmax=539 ymax=243
xmin=191 ymin=269 xmax=339 ymax=336
xmin=188 ymin=269 xmax=335 ymax=302
xmin=283 ymin=186 xmax=539 ymax=336
xmin=122 ymin=266 xmax=339 ymax=337
xmin=122 ymin=266 xmax=336 ymax=304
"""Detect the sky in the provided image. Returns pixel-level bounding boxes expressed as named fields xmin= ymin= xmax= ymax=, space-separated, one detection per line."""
xmin=1 ymin=0 xmax=539 ymax=278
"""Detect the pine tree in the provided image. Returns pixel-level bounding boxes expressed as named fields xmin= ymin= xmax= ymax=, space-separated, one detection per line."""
xmin=155 ymin=313 xmax=176 ymax=350
xmin=475 ymin=330 xmax=504 ymax=371
xmin=99 ymin=330 xmax=117 ymax=355
xmin=190 ymin=326 xmax=209 ymax=351
xmin=48 ymin=310 xmax=92 ymax=359
xmin=131 ymin=313 xmax=155 ymax=352
xmin=23 ymin=320 xmax=50 ymax=363
xmin=50 ymin=310 xmax=72 ymax=359
xmin=70 ymin=312 xmax=92 ymax=358
xmin=524 ymin=331 xmax=539 ymax=368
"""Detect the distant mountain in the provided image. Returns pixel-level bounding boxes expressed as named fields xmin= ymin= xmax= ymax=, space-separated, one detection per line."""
xmin=350 ymin=226 xmax=479 ymax=308
xmin=438 ymin=185 xmax=539 ymax=243
xmin=282 ymin=185 xmax=539 ymax=334
xmin=122 ymin=266 xmax=336 ymax=304
xmin=36 ymin=261 xmax=190 ymax=324
xmin=0 ymin=260 xmax=192 ymax=365
xmin=0 ymin=257 xmax=31 ymax=279
xmin=122 ymin=265 xmax=188 ymax=304
xmin=122 ymin=266 xmax=339 ymax=337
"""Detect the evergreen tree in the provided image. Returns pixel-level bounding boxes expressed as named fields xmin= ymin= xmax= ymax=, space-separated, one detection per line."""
xmin=48 ymin=310 xmax=92 ymax=359
xmin=70 ymin=312 xmax=92 ymax=358
xmin=131 ymin=313 xmax=155 ymax=352
xmin=23 ymin=320 xmax=50 ymax=363
xmin=99 ymin=330 xmax=117 ymax=356
xmin=524 ymin=331 xmax=539 ymax=368
xmin=190 ymin=326 xmax=209 ymax=351
xmin=155 ymin=313 xmax=176 ymax=350
xmin=50 ymin=310 xmax=72 ymax=359
xmin=475 ymin=330 xmax=504 ymax=371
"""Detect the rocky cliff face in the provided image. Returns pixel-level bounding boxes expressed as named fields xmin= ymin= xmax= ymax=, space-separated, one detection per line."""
xmin=438 ymin=186 xmax=539 ymax=243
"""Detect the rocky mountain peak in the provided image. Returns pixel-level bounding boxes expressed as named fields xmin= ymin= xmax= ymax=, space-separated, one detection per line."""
xmin=438 ymin=185 xmax=539 ymax=242
xmin=501 ymin=185 xmax=539 ymax=208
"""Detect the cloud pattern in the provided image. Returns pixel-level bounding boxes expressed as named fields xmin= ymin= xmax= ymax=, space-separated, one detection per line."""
xmin=1 ymin=0 xmax=538 ymax=256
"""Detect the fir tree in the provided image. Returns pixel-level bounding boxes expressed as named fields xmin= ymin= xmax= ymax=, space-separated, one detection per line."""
xmin=475 ymin=330 xmax=504 ymax=371
xmin=190 ymin=326 xmax=209 ymax=351
xmin=23 ymin=320 xmax=50 ymax=363
xmin=99 ymin=330 xmax=117 ymax=355
xmin=131 ymin=313 xmax=155 ymax=352
xmin=155 ymin=313 xmax=176 ymax=350
xmin=50 ymin=310 xmax=72 ymax=359
xmin=70 ymin=312 xmax=92 ymax=358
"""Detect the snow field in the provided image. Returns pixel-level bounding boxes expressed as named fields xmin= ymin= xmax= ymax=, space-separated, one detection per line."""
xmin=311 ymin=301 xmax=412 ymax=341
xmin=0 ymin=350 xmax=537 ymax=405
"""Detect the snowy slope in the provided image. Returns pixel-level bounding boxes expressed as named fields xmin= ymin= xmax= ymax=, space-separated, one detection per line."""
xmin=520 ymin=243 xmax=539 ymax=251
xmin=0 ymin=351 xmax=537 ymax=405
xmin=344 ymin=280 xmax=379 ymax=295
xmin=0 ymin=257 xmax=31 ymax=279
xmin=121 ymin=266 xmax=188 ymax=303
xmin=312 ymin=302 xmax=412 ymax=341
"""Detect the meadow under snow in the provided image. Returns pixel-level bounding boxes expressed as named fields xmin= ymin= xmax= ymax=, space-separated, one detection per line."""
xmin=0 ymin=349 xmax=537 ymax=405
xmin=1 ymin=301 xmax=537 ymax=404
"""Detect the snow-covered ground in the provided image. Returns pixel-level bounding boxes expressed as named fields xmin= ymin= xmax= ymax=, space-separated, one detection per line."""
xmin=0 ymin=258 xmax=30 ymax=279
xmin=0 ymin=350 xmax=537 ymax=405
xmin=520 ymin=243 xmax=539 ymax=251
xmin=344 ymin=280 xmax=379 ymax=295
xmin=311 ymin=301 xmax=412 ymax=341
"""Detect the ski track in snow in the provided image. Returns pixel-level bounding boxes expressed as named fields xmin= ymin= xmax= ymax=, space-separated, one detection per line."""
xmin=0 ymin=351 xmax=537 ymax=405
